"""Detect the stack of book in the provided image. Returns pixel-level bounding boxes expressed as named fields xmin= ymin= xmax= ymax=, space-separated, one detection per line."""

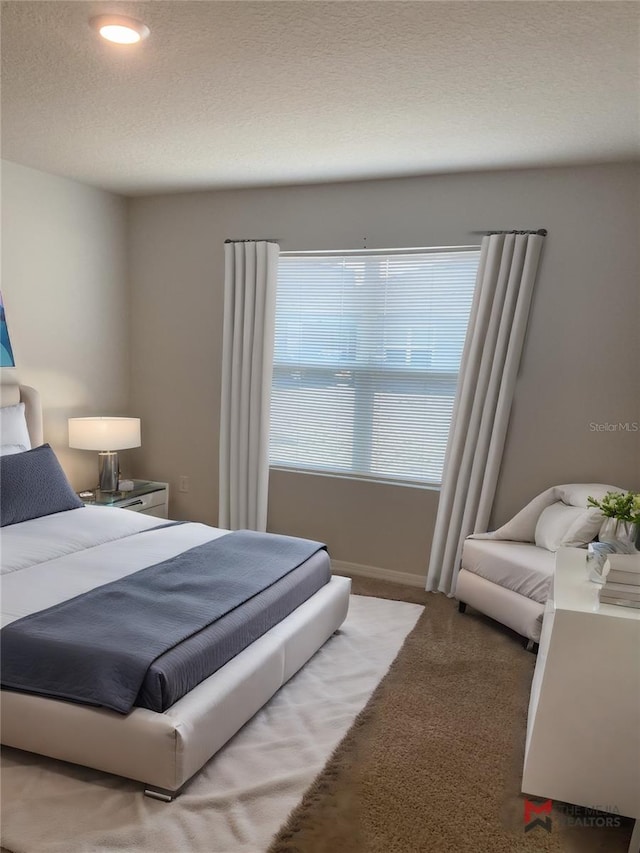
xmin=599 ymin=554 xmax=640 ymax=609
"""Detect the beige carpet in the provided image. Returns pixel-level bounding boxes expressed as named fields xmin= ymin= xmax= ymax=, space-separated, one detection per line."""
xmin=269 ymin=574 xmax=633 ymax=853
xmin=0 ymin=594 xmax=422 ymax=853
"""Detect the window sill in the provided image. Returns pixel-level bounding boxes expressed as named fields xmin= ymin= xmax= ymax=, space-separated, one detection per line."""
xmin=269 ymin=466 xmax=441 ymax=492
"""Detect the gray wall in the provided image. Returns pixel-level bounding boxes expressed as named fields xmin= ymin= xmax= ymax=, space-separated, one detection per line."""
xmin=1 ymin=160 xmax=131 ymax=487
xmin=126 ymin=163 xmax=637 ymax=579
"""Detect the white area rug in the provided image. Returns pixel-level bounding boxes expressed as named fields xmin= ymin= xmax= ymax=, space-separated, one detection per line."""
xmin=1 ymin=595 xmax=423 ymax=853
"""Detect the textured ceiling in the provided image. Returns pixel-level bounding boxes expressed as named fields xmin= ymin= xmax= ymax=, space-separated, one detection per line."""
xmin=1 ymin=1 xmax=639 ymax=195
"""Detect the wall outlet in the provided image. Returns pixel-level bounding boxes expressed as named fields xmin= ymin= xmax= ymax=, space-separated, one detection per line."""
xmin=179 ymin=475 xmax=190 ymax=493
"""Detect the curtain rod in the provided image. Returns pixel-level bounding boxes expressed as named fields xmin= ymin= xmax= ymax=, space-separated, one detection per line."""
xmin=470 ymin=229 xmax=547 ymax=236
xmin=281 ymin=245 xmax=480 ymax=257
xmin=224 ymin=238 xmax=280 ymax=244
xmin=226 ymin=232 xmax=546 ymax=244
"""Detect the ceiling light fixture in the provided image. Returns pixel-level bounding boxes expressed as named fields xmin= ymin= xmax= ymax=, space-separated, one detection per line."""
xmin=90 ymin=15 xmax=150 ymax=45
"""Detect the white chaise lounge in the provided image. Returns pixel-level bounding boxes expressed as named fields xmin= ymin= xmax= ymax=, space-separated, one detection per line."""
xmin=455 ymin=483 xmax=623 ymax=648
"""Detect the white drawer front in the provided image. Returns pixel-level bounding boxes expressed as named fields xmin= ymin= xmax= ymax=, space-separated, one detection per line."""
xmin=117 ymin=489 xmax=166 ymax=515
xmin=140 ymin=504 xmax=169 ymax=519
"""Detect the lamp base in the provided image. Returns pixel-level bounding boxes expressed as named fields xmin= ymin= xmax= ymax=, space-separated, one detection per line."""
xmin=98 ymin=451 xmax=119 ymax=492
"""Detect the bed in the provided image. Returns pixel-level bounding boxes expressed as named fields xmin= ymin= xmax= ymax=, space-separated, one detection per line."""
xmin=0 ymin=382 xmax=351 ymax=800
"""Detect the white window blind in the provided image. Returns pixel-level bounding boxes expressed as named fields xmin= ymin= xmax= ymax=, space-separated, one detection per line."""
xmin=269 ymin=247 xmax=480 ymax=486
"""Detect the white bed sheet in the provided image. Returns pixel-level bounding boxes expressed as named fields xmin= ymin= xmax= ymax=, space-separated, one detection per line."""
xmin=0 ymin=507 xmax=229 ymax=627
xmin=1 ymin=506 xmax=166 ymax=574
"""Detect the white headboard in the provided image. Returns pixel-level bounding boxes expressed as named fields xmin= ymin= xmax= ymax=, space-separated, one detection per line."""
xmin=0 ymin=378 xmax=44 ymax=446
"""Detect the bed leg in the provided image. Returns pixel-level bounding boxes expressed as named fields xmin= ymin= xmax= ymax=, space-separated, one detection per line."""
xmin=524 ymin=639 xmax=539 ymax=654
xmin=144 ymin=786 xmax=177 ymax=802
xmin=457 ymin=601 xmax=467 ymax=614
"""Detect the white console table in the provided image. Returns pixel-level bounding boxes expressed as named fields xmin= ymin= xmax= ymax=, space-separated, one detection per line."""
xmin=523 ymin=548 xmax=640 ymax=851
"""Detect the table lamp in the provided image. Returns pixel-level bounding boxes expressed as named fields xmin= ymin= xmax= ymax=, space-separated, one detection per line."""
xmin=68 ymin=417 xmax=141 ymax=492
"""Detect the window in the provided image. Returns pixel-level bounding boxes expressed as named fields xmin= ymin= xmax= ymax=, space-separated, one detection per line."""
xmin=269 ymin=247 xmax=480 ymax=486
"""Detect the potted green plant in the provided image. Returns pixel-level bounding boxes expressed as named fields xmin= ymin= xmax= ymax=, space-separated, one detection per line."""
xmin=587 ymin=490 xmax=640 ymax=553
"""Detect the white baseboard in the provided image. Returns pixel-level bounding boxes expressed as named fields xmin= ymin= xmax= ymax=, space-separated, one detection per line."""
xmin=331 ymin=558 xmax=426 ymax=589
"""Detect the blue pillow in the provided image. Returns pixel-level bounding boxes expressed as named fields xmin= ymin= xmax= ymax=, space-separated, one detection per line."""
xmin=0 ymin=444 xmax=83 ymax=527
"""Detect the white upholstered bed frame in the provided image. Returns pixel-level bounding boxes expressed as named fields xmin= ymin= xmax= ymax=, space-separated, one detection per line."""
xmin=0 ymin=382 xmax=351 ymax=799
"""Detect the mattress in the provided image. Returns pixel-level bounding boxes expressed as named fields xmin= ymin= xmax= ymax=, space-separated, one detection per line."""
xmin=461 ymin=539 xmax=555 ymax=604
xmin=1 ymin=506 xmax=329 ymax=712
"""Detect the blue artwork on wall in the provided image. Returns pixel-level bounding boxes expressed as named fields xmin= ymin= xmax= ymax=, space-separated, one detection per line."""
xmin=0 ymin=292 xmax=16 ymax=367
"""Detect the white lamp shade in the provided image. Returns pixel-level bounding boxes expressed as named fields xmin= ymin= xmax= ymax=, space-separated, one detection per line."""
xmin=68 ymin=417 xmax=141 ymax=451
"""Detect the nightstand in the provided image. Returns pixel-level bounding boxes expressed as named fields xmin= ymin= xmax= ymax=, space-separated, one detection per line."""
xmin=78 ymin=480 xmax=169 ymax=518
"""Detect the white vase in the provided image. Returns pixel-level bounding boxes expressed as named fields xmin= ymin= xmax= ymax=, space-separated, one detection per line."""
xmin=599 ymin=518 xmax=640 ymax=553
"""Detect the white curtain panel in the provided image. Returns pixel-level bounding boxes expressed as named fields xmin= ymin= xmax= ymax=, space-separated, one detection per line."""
xmin=219 ymin=240 xmax=280 ymax=531
xmin=426 ymin=232 xmax=545 ymax=594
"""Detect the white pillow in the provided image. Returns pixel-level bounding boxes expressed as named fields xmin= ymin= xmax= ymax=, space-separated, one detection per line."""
xmin=534 ymin=502 xmax=603 ymax=552
xmin=0 ymin=403 xmax=31 ymax=452
xmin=0 ymin=444 xmax=28 ymax=456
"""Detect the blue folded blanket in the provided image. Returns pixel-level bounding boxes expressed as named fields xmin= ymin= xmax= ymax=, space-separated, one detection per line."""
xmin=1 ymin=530 xmax=325 ymax=713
